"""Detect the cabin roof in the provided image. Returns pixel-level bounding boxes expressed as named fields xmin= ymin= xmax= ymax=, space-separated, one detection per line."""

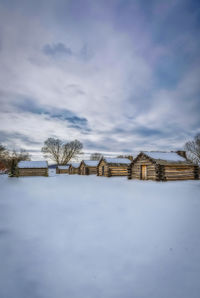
xmin=141 ymin=152 xmax=192 ymax=165
xmin=83 ymin=160 xmax=99 ymax=167
xmin=103 ymin=158 xmax=131 ymax=165
xmin=57 ymin=165 xmax=69 ymax=170
xmin=18 ymin=161 xmax=48 ymax=168
xmin=70 ymin=163 xmax=80 ymax=168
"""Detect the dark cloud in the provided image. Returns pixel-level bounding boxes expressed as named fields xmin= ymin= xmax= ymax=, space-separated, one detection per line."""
xmin=83 ymin=140 xmax=111 ymax=151
xmin=14 ymin=99 xmax=90 ymax=131
xmin=105 ymin=126 xmax=164 ymax=138
xmin=0 ymin=131 xmax=41 ymax=146
xmin=134 ymin=127 xmax=163 ymax=137
xmin=43 ymin=42 xmax=72 ymax=57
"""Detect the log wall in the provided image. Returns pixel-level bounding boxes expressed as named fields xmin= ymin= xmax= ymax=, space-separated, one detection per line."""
xmin=129 ymin=154 xmax=199 ymax=181
xmin=97 ymin=160 xmax=110 ymax=177
xmin=109 ymin=166 xmax=129 ymax=176
xmin=80 ymin=165 xmax=97 ymax=175
xmin=98 ymin=160 xmax=129 ymax=177
xmin=163 ymin=165 xmax=198 ymax=181
xmin=88 ymin=167 xmax=97 ymax=175
xmin=18 ymin=168 xmax=48 ymax=177
xmin=130 ymin=156 xmax=158 ymax=180
xmin=56 ymin=168 xmax=69 ymax=174
xmin=69 ymin=167 xmax=79 ymax=174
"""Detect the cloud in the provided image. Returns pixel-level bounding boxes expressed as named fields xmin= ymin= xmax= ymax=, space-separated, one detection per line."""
xmin=0 ymin=130 xmax=41 ymax=148
xmin=0 ymin=0 xmax=199 ymax=159
xmin=13 ymin=98 xmax=90 ymax=131
xmin=43 ymin=42 xmax=73 ymax=57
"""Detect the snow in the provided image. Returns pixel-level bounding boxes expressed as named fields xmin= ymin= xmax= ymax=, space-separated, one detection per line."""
xmin=83 ymin=160 xmax=99 ymax=166
xmin=57 ymin=165 xmax=70 ymax=170
xmin=18 ymin=161 xmax=48 ymax=168
xmin=70 ymin=162 xmax=80 ymax=168
xmin=0 ymin=175 xmax=200 ymax=298
xmin=142 ymin=152 xmax=186 ymax=162
xmin=104 ymin=157 xmax=131 ymax=164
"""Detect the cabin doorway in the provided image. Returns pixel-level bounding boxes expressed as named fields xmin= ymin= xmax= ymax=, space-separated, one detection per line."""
xmin=141 ymin=165 xmax=147 ymax=180
xmin=102 ymin=166 xmax=104 ymax=176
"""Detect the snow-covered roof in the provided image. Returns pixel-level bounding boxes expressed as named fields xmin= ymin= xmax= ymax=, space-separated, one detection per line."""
xmin=18 ymin=161 xmax=48 ymax=168
xmin=70 ymin=163 xmax=80 ymax=168
xmin=142 ymin=152 xmax=186 ymax=162
xmin=104 ymin=158 xmax=131 ymax=164
xmin=57 ymin=165 xmax=69 ymax=170
xmin=83 ymin=160 xmax=99 ymax=166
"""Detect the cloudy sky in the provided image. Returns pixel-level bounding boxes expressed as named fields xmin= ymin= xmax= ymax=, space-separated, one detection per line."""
xmin=0 ymin=0 xmax=200 ymax=159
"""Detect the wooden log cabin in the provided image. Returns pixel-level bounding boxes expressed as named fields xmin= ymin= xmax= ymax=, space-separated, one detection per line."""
xmin=97 ymin=157 xmax=131 ymax=177
xmin=79 ymin=160 xmax=99 ymax=175
xmin=128 ymin=152 xmax=199 ymax=181
xmin=68 ymin=163 xmax=80 ymax=174
xmin=17 ymin=161 xmax=48 ymax=177
xmin=56 ymin=165 xmax=69 ymax=174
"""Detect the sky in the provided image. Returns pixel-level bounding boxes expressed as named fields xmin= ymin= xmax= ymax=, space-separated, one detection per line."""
xmin=0 ymin=0 xmax=200 ymax=160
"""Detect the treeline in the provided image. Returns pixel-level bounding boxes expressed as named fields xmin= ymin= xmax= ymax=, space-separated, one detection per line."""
xmin=0 ymin=145 xmax=30 ymax=176
xmin=0 ymin=133 xmax=200 ymax=176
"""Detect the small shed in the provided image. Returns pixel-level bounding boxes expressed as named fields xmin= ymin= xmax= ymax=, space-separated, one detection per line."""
xmin=56 ymin=165 xmax=69 ymax=174
xmin=18 ymin=161 xmax=48 ymax=177
xmin=79 ymin=160 xmax=99 ymax=175
xmin=97 ymin=157 xmax=131 ymax=177
xmin=68 ymin=163 xmax=80 ymax=174
xmin=129 ymin=152 xmax=199 ymax=181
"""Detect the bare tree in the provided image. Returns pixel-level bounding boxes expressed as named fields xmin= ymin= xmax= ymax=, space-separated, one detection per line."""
xmin=41 ymin=138 xmax=83 ymax=164
xmin=11 ymin=149 xmax=30 ymax=163
xmin=90 ymin=152 xmax=102 ymax=161
xmin=184 ymin=133 xmax=200 ymax=164
xmin=0 ymin=144 xmax=8 ymax=162
xmin=0 ymin=144 xmax=31 ymax=175
xmin=9 ymin=150 xmax=31 ymax=177
xmin=0 ymin=144 xmax=8 ymax=172
xmin=0 ymin=144 xmax=30 ymax=162
xmin=0 ymin=144 xmax=6 ymax=154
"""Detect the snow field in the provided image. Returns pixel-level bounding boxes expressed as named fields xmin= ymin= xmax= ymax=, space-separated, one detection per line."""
xmin=0 ymin=175 xmax=200 ymax=298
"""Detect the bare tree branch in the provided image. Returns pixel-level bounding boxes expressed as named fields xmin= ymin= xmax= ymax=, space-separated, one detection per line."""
xmin=90 ymin=153 xmax=102 ymax=161
xmin=41 ymin=138 xmax=83 ymax=164
xmin=184 ymin=133 xmax=200 ymax=164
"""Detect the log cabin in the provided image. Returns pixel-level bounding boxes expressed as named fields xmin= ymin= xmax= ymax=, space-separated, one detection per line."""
xmin=68 ymin=163 xmax=80 ymax=174
xmin=128 ymin=152 xmax=199 ymax=181
xmin=97 ymin=157 xmax=131 ymax=177
xmin=56 ymin=165 xmax=69 ymax=174
xmin=79 ymin=160 xmax=99 ymax=175
xmin=17 ymin=161 xmax=48 ymax=177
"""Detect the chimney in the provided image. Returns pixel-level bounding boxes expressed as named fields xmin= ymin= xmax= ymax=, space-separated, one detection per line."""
xmin=176 ymin=150 xmax=187 ymax=159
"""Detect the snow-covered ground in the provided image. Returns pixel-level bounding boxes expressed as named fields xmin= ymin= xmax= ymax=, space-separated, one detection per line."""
xmin=0 ymin=174 xmax=200 ymax=298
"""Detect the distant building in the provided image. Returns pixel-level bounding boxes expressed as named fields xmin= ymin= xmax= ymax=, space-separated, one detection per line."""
xmin=68 ymin=163 xmax=80 ymax=174
xmin=79 ymin=160 xmax=98 ymax=175
xmin=128 ymin=152 xmax=199 ymax=181
xmin=56 ymin=165 xmax=69 ymax=174
xmin=18 ymin=161 xmax=48 ymax=177
xmin=97 ymin=157 xmax=131 ymax=177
